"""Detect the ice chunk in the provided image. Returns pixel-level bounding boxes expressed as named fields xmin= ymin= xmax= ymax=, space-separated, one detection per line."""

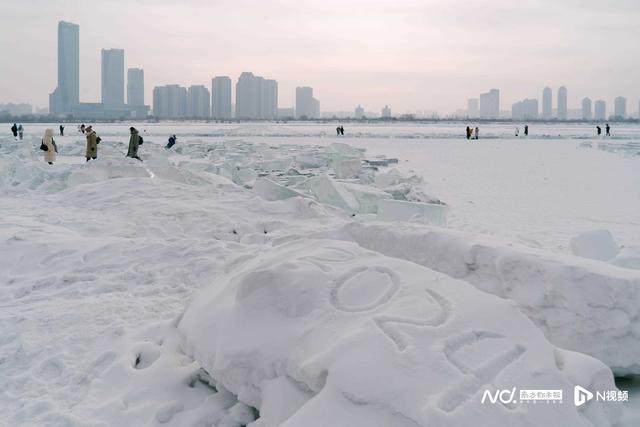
xmin=179 ymin=239 xmax=620 ymax=427
xmin=332 ymin=158 xmax=361 ymax=179
xmin=304 ymin=175 xmax=359 ymax=214
xmin=295 ymin=154 xmax=327 ymax=169
xmin=377 ymin=199 xmax=448 ymax=225
xmin=611 ymin=247 xmax=640 ymax=270
xmin=570 ymin=230 xmax=620 ymax=261
xmin=341 ymin=182 xmax=392 ymax=214
xmin=254 ymin=177 xmax=308 ymax=201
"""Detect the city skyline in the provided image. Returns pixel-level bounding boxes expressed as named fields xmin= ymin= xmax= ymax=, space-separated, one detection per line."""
xmin=2 ymin=0 xmax=640 ymax=114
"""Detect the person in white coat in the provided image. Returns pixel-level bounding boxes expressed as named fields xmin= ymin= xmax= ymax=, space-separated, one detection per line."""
xmin=40 ymin=128 xmax=58 ymax=165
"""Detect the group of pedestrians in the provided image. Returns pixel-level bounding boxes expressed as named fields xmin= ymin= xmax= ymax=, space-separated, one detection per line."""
xmin=515 ymin=125 xmax=529 ymax=136
xmin=10 ymin=123 xmax=24 ymax=140
xmin=336 ymin=126 xmax=345 ymax=136
xmin=596 ymin=123 xmax=611 ymax=137
xmin=465 ymin=126 xmax=479 ymax=140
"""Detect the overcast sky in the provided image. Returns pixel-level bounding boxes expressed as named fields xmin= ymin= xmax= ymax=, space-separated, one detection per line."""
xmin=2 ymin=0 xmax=639 ymax=113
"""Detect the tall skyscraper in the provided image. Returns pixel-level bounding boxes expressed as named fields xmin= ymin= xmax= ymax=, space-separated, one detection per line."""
xmin=101 ymin=49 xmax=125 ymax=108
xmin=127 ymin=68 xmax=144 ymax=106
xmin=235 ymin=72 xmax=278 ymax=119
xmin=594 ymin=100 xmax=606 ymax=121
xmin=479 ymin=89 xmax=500 ymax=119
xmin=542 ymin=87 xmax=552 ymax=119
xmin=381 ymin=105 xmax=392 ymax=118
xmin=211 ymin=76 xmax=232 ymax=119
xmin=153 ymin=85 xmax=187 ymax=118
xmin=295 ymin=86 xmax=320 ymax=119
xmin=614 ymin=96 xmax=627 ymax=119
xmin=354 ymin=105 xmax=365 ymax=119
xmin=581 ymin=97 xmax=592 ymax=120
xmin=511 ymin=99 xmax=538 ymax=120
xmin=467 ymin=98 xmax=479 ymax=118
xmin=557 ymin=86 xmax=568 ymax=120
xmin=187 ymin=85 xmax=211 ymax=118
xmin=49 ymin=21 xmax=80 ymax=115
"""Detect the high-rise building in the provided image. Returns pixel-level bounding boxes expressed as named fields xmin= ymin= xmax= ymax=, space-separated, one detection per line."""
xmin=354 ymin=105 xmax=365 ymax=119
xmin=211 ymin=76 xmax=232 ymax=119
xmin=479 ymin=89 xmax=500 ymax=119
xmin=467 ymin=98 xmax=479 ymax=118
xmin=295 ymin=86 xmax=320 ymax=119
xmin=235 ymin=72 xmax=277 ymax=119
xmin=581 ymin=97 xmax=592 ymax=120
xmin=381 ymin=105 xmax=392 ymax=118
xmin=511 ymin=99 xmax=538 ymax=120
xmin=542 ymin=87 xmax=552 ymax=119
xmin=594 ymin=100 xmax=606 ymax=121
xmin=49 ymin=21 xmax=80 ymax=115
xmin=101 ymin=49 xmax=125 ymax=108
xmin=614 ymin=96 xmax=627 ymax=119
xmin=127 ymin=68 xmax=144 ymax=106
xmin=153 ymin=85 xmax=187 ymax=118
xmin=557 ymin=86 xmax=567 ymax=120
xmin=187 ymin=85 xmax=211 ymax=118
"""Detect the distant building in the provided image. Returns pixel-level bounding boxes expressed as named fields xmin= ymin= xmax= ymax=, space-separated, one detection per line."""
xmin=542 ymin=87 xmax=552 ymax=119
xmin=511 ymin=99 xmax=538 ymax=120
xmin=354 ymin=105 xmax=365 ymax=119
xmin=101 ymin=49 xmax=125 ymax=109
xmin=295 ymin=86 xmax=320 ymax=119
xmin=211 ymin=76 xmax=232 ymax=119
xmin=581 ymin=97 xmax=592 ymax=120
xmin=236 ymin=72 xmax=278 ymax=119
xmin=153 ymin=85 xmax=187 ymax=119
xmin=187 ymin=85 xmax=211 ymax=118
xmin=467 ymin=98 xmax=479 ymax=118
xmin=381 ymin=105 xmax=392 ymax=118
xmin=49 ymin=21 xmax=80 ymax=116
xmin=0 ymin=103 xmax=33 ymax=116
xmin=479 ymin=89 xmax=500 ymax=119
xmin=277 ymin=107 xmax=295 ymax=119
xmin=557 ymin=86 xmax=567 ymax=120
xmin=127 ymin=68 xmax=144 ymax=106
xmin=594 ymin=99 xmax=606 ymax=121
xmin=614 ymin=96 xmax=627 ymax=119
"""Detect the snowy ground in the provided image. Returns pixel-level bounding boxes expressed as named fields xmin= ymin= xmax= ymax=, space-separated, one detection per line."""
xmin=1 ymin=122 xmax=639 ymax=426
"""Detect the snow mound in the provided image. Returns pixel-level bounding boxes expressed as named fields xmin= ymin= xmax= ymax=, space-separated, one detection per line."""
xmin=330 ymin=222 xmax=640 ymax=374
xmin=571 ymin=230 xmax=620 ymax=261
xmin=179 ymin=239 xmax=620 ymax=427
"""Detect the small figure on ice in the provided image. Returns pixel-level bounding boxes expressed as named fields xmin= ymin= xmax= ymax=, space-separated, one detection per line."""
xmin=524 ymin=125 xmax=529 ymax=136
xmin=474 ymin=126 xmax=479 ymax=140
xmin=17 ymin=124 xmax=24 ymax=140
xmin=596 ymin=125 xmax=602 ymax=136
xmin=606 ymin=123 xmax=611 ymax=137
xmin=85 ymin=125 xmax=100 ymax=162
xmin=40 ymin=128 xmax=58 ymax=165
xmin=59 ymin=124 xmax=65 ymax=136
xmin=467 ymin=126 xmax=472 ymax=139
xmin=166 ymin=134 xmax=177 ymax=150
xmin=126 ymin=127 xmax=143 ymax=160
xmin=515 ymin=127 xmax=519 ymax=137
xmin=10 ymin=123 xmax=18 ymax=139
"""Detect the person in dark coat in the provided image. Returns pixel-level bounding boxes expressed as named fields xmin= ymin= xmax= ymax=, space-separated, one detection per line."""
xmin=80 ymin=124 xmax=86 ymax=134
xmin=340 ymin=126 xmax=345 ymax=135
xmin=336 ymin=126 xmax=341 ymax=136
xmin=605 ymin=123 xmax=611 ymax=137
xmin=597 ymin=125 xmax=602 ymax=136
xmin=11 ymin=123 xmax=18 ymax=138
xmin=166 ymin=134 xmax=177 ymax=149
xmin=59 ymin=125 xmax=65 ymax=136
xmin=524 ymin=125 xmax=529 ymax=136
xmin=127 ymin=127 xmax=143 ymax=160
xmin=466 ymin=126 xmax=471 ymax=140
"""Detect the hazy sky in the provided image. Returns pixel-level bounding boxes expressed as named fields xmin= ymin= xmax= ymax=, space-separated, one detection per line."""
xmin=2 ymin=0 xmax=639 ymax=113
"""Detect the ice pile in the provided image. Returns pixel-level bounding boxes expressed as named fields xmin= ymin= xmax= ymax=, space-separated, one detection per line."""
xmin=570 ymin=230 xmax=640 ymax=271
xmin=179 ymin=239 xmax=620 ymax=427
xmin=329 ymin=222 xmax=640 ymax=374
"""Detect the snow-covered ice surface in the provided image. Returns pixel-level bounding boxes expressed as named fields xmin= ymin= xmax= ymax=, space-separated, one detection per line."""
xmin=1 ymin=121 xmax=640 ymax=426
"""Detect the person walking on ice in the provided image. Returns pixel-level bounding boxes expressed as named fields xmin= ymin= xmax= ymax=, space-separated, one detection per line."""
xmin=17 ymin=124 xmax=24 ymax=140
xmin=85 ymin=125 xmax=99 ymax=162
xmin=474 ymin=126 xmax=479 ymax=140
xmin=597 ymin=125 xmax=602 ymax=136
xmin=126 ymin=127 xmax=143 ymax=160
xmin=166 ymin=134 xmax=177 ymax=149
xmin=524 ymin=125 xmax=529 ymax=136
xmin=59 ymin=124 xmax=65 ymax=136
xmin=606 ymin=123 xmax=611 ymax=137
xmin=10 ymin=123 xmax=18 ymax=139
xmin=40 ymin=128 xmax=58 ymax=165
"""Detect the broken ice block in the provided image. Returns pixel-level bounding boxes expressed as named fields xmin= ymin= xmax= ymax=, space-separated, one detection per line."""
xmin=333 ymin=158 xmax=361 ymax=179
xmin=254 ymin=177 xmax=308 ymax=201
xmin=377 ymin=199 xmax=448 ymax=225
xmin=341 ymin=182 xmax=393 ymax=214
xmin=570 ymin=230 xmax=620 ymax=261
xmin=304 ymin=175 xmax=359 ymax=214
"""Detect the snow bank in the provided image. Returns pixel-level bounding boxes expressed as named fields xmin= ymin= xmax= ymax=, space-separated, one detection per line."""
xmin=179 ymin=239 xmax=620 ymax=427
xmin=330 ymin=222 xmax=640 ymax=374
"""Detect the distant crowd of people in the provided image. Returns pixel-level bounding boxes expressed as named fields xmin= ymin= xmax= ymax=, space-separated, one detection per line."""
xmin=336 ymin=125 xmax=345 ymax=136
xmin=465 ymin=126 xmax=479 ymax=140
xmin=464 ymin=123 xmax=613 ymax=140
xmin=7 ymin=122 xmax=179 ymax=165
